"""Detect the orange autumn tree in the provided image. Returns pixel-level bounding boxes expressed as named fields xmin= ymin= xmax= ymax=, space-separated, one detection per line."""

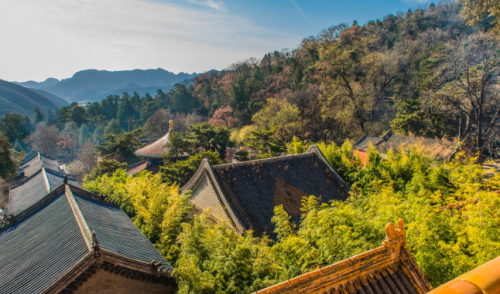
xmin=209 ymin=105 xmax=238 ymax=129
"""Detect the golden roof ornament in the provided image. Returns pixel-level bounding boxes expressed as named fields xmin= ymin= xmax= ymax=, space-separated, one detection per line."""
xmin=169 ymin=120 xmax=174 ymax=133
xmin=383 ymin=219 xmax=406 ymax=258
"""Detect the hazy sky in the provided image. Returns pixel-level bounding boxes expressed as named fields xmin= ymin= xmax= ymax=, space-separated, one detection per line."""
xmin=0 ymin=0 xmax=432 ymax=82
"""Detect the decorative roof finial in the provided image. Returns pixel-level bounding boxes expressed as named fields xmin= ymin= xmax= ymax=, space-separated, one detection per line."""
xmin=92 ymin=230 xmax=100 ymax=257
xmin=383 ymin=219 xmax=406 ymax=258
xmin=63 ymin=176 xmax=68 ymax=185
xmin=169 ymin=120 xmax=174 ymax=133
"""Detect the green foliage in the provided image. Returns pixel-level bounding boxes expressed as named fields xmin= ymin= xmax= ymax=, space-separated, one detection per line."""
xmin=83 ymin=169 xmax=193 ymax=262
xmin=0 ymin=113 xmax=33 ymax=144
xmin=96 ymin=128 xmax=145 ymax=162
xmin=186 ymin=123 xmax=233 ymax=159
xmin=162 ymin=151 xmax=221 ymax=186
xmin=104 ymin=118 xmax=124 ymax=135
xmin=174 ymin=213 xmax=278 ymax=294
xmin=251 ymin=98 xmax=303 ymax=140
xmin=0 ymin=135 xmax=16 ymax=179
xmin=83 ymin=159 xmax=127 ymax=182
xmin=234 ymin=150 xmax=249 ymax=162
xmin=244 ymin=127 xmax=286 ymax=157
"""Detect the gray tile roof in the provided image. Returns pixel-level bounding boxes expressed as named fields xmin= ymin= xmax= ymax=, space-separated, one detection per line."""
xmin=17 ymin=152 xmax=61 ymax=178
xmin=0 ymin=184 xmax=171 ymax=294
xmin=352 ymin=135 xmax=382 ymax=151
xmin=0 ymin=192 xmax=88 ymax=294
xmin=7 ymin=169 xmax=79 ymax=216
xmin=183 ymin=146 xmax=350 ymax=239
xmin=75 ymin=193 xmax=167 ymax=264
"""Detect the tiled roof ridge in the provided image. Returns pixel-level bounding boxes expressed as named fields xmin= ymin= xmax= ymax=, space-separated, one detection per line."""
xmin=254 ymin=219 xmax=432 ymax=294
xmin=352 ymin=134 xmax=368 ymax=147
xmin=68 ymin=184 xmax=121 ymax=208
xmin=0 ymin=184 xmax=66 ymax=232
xmin=44 ymin=167 xmax=76 ymax=178
xmin=127 ymin=159 xmax=148 ymax=169
xmin=1 ymin=184 xmax=120 ymax=232
xmin=212 ymin=152 xmax=315 ymax=169
xmin=19 ymin=151 xmax=40 ymax=165
xmin=182 ymin=159 xmax=245 ymax=231
xmin=9 ymin=168 xmax=44 ymax=189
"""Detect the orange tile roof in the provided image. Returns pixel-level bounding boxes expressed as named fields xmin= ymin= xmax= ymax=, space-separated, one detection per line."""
xmin=429 ymin=254 xmax=500 ymax=294
xmin=135 ymin=132 xmax=170 ymax=159
xmin=254 ymin=219 xmax=432 ymax=294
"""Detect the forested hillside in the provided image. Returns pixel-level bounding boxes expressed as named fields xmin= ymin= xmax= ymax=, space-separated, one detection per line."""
xmin=18 ymin=68 xmax=200 ymax=103
xmin=0 ymin=80 xmax=61 ymax=117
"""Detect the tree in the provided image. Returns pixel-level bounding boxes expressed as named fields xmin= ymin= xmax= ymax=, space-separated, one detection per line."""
xmin=96 ymin=128 xmax=145 ymax=162
xmin=34 ymin=108 xmax=45 ymax=124
xmin=244 ymin=127 xmax=286 ymax=157
xmin=144 ymin=108 xmax=170 ymax=139
xmin=0 ymin=136 xmax=16 ymax=179
xmin=77 ymin=141 xmax=98 ymax=176
xmin=186 ymin=123 xmax=233 ymax=159
xmin=460 ymin=0 xmax=500 ymax=33
xmin=27 ymin=122 xmax=60 ymax=158
xmin=83 ymin=159 xmax=127 ymax=182
xmin=57 ymin=122 xmax=79 ymax=160
xmin=0 ymin=113 xmax=33 ymax=144
xmin=208 ymin=106 xmax=238 ymax=129
xmin=104 ymin=118 xmax=124 ymax=136
xmin=162 ymin=151 xmax=221 ymax=186
xmin=78 ymin=124 xmax=92 ymax=145
xmin=164 ymin=130 xmax=189 ymax=160
xmin=252 ymin=98 xmax=303 ymax=141
xmin=426 ymin=33 xmax=500 ymax=154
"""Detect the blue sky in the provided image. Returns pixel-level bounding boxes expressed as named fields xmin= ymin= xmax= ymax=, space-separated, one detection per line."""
xmin=0 ymin=0 xmax=433 ymax=82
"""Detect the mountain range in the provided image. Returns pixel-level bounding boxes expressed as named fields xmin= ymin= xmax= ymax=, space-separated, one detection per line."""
xmin=0 ymin=79 xmax=63 ymax=118
xmin=17 ymin=68 xmax=201 ymax=103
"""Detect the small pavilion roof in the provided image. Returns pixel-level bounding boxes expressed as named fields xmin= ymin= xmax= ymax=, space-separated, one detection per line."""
xmin=254 ymin=219 xmax=432 ymax=294
xmin=0 ymin=183 xmax=173 ymax=294
xmin=135 ymin=132 xmax=170 ymax=159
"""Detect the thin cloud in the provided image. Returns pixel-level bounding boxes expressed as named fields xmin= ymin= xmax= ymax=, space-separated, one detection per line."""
xmin=187 ymin=0 xmax=226 ymax=12
xmin=288 ymin=0 xmax=321 ymax=29
xmin=0 ymin=0 xmax=300 ymax=81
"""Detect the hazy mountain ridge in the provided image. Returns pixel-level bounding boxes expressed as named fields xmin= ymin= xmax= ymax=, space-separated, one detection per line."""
xmin=17 ymin=68 xmax=201 ymax=103
xmin=0 ymin=80 xmax=61 ymax=117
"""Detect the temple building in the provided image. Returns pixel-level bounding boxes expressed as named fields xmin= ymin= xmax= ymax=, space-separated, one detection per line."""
xmin=353 ymin=131 xmax=461 ymax=164
xmin=17 ymin=152 xmax=67 ymax=179
xmin=6 ymin=167 xmax=79 ymax=216
xmin=129 ymin=120 xmax=180 ymax=175
xmin=181 ymin=145 xmax=350 ymax=239
xmin=0 ymin=181 xmax=176 ymax=293
xmin=254 ymin=219 xmax=432 ymax=294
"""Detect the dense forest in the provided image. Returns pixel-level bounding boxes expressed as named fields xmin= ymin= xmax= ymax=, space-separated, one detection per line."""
xmin=2 ymin=1 xmax=500 ymax=293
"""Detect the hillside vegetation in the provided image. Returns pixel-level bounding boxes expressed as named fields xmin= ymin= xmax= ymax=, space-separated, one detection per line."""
xmin=0 ymin=79 xmax=61 ymax=117
xmin=18 ymin=68 xmax=200 ymax=103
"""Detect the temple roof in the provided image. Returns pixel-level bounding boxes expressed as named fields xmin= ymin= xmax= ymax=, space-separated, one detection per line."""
xmin=17 ymin=152 xmax=63 ymax=178
xmin=254 ymin=219 xmax=432 ymax=294
xmin=0 ymin=183 xmax=172 ymax=294
xmin=428 ymin=254 xmax=500 ymax=294
xmin=7 ymin=168 xmax=79 ymax=216
xmin=182 ymin=145 xmax=350 ymax=238
xmin=352 ymin=135 xmax=382 ymax=151
xmin=135 ymin=132 xmax=170 ymax=159
xmin=353 ymin=132 xmax=461 ymax=160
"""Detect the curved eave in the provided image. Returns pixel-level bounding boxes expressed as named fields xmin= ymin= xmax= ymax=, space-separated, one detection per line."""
xmin=134 ymin=151 xmax=164 ymax=160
